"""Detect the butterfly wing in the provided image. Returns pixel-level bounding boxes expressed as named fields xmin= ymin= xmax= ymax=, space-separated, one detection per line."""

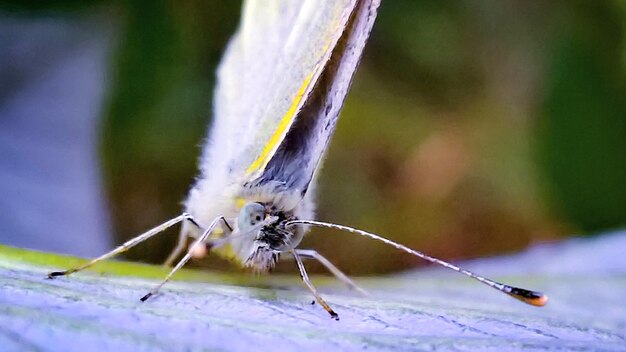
xmin=252 ymin=0 xmax=382 ymax=196
xmin=185 ymin=0 xmax=381 ymax=264
xmin=199 ymin=0 xmax=359 ymax=187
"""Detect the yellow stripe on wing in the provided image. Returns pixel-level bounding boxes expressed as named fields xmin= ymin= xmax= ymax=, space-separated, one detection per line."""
xmin=245 ymin=71 xmax=315 ymax=176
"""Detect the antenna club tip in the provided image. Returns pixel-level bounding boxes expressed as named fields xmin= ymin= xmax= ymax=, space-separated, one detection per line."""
xmin=508 ymin=287 xmax=548 ymax=307
xmin=515 ymin=293 xmax=548 ymax=307
xmin=531 ymin=294 xmax=549 ymax=307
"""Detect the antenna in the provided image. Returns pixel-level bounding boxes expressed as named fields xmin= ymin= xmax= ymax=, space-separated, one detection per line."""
xmin=287 ymin=220 xmax=548 ymax=307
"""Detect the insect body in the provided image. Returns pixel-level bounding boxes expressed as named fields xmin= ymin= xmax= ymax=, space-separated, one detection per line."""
xmin=48 ymin=0 xmax=547 ymax=320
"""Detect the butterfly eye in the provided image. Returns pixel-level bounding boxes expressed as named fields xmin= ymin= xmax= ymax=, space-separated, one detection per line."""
xmin=237 ymin=202 xmax=266 ymax=231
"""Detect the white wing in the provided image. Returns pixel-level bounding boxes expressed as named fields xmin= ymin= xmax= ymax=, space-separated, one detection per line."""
xmin=199 ymin=0 xmax=358 ymax=186
xmin=184 ymin=0 xmax=381 ymax=259
xmin=254 ymin=0 xmax=382 ymax=196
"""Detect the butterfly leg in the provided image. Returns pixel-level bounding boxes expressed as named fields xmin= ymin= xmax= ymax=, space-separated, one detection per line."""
xmin=163 ymin=231 xmax=189 ymax=267
xmin=163 ymin=216 xmax=232 ymax=266
xmin=291 ymin=250 xmax=339 ymax=320
xmin=140 ymin=216 xmax=221 ymax=301
xmin=48 ymin=213 xmax=195 ymax=279
xmin=294 ymin=249 xmax=367 ymax=296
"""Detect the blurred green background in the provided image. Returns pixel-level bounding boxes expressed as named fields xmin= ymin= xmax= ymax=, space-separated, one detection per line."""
xmin=2 ymin=0 xmax=625 ymax=275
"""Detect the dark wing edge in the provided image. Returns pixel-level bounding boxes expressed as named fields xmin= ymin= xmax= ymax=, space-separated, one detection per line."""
xmin=252 ymin=0 xmax=382 ymax=197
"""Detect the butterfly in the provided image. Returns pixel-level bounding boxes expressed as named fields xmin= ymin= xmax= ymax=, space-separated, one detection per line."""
xmin=48 ymin=0 xmax=547 ymax=320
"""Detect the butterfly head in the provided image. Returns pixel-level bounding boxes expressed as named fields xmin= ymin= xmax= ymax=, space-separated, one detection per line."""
xmin=232 ymin=201 xmax=304 ymax=272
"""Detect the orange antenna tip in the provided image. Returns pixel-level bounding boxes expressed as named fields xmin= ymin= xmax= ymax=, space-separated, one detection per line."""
xmin=508 ymin=287 xmax=548 ymax=307
xmin=528 ymin=294 xmax=549 ymax=307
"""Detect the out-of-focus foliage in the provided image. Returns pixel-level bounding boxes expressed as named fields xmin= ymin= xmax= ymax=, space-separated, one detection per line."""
xmin=1 ymin=0 xmax=625 ymax=274
xmin=102 ymin=0 xmax=241 ymax=263
xmin=537 ymin=1 xmax=626 ymax=233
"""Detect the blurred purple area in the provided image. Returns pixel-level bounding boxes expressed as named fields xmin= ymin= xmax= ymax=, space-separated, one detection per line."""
xmin=0 ymin=14 xmax=112 ymax=256
xmin=394 ymin=230 xmax=626 ymax=282
xmin=461 ymin=230 xmax=626 ymax=276
xmin=1 ymin=228 xmax=624 ymax=351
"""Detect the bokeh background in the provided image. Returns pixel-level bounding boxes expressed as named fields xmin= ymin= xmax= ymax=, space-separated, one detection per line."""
xmin=1 ymin=0 xmax=625 ymax=275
